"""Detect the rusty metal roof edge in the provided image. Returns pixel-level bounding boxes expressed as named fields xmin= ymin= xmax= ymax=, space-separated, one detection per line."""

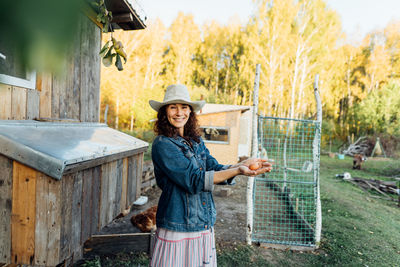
xmin=0 ymin=134 xmax=65 ymax=180
xmin=0 ymin=120 xmax=107 ymax=128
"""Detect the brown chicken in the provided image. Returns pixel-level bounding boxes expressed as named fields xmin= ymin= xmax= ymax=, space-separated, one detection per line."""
xmin=130 ymin=206 xmax=157 ymax=232
xmin=353 ymin=154 xmax=367 ymax=170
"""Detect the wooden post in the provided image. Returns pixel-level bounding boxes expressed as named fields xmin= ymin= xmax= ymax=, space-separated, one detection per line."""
xmin=246 ymin=64 xmax=260 ymax=245
xmin=313 ymin=74 xmax=322 ymax=247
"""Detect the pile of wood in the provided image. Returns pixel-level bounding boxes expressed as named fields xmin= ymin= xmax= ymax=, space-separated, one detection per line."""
xmin=342 ymin=136 xmax=370 ymax=156
xmin=341 ymin=175 xmax=399 ymax=203
xmin=141 ymin=161 xmax=156 ymax=193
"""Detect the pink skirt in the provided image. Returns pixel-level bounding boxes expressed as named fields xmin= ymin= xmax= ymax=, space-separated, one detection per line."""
xmin=150 ymin=227 xmax=217 ymax=267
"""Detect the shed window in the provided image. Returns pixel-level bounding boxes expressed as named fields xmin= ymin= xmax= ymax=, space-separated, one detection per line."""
xmin=0 ymin=40 xmax=36 ymax=89
xmin=200 ymin=127 xmax=229 ymax=144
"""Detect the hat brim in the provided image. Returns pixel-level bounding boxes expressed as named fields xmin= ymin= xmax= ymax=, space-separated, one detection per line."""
xmin=149 ymin=99 xmax=205 ymax=113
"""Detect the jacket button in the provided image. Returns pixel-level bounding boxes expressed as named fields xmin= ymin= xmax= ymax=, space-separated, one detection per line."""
xmin=200 ymin=167 xmax=203 ymax=170
xmin=202 ymin=202 xmax=206 ymax=205
xmin=205 ymin=225 xmax=208 ymax=229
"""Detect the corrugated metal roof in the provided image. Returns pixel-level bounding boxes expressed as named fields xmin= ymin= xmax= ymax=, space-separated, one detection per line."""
xmin=0 ymin=120 xmax=148 ymax=180
xmin=198 ymin=104 xmax=251 ymax=115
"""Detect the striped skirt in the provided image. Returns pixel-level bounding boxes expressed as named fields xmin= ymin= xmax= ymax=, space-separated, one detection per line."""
xmin=150 ymin=227 xmax=217 ymax=267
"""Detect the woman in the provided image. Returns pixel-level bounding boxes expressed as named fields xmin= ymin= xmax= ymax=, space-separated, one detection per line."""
xmin=149 ymin=84 xmax=272 ymax=267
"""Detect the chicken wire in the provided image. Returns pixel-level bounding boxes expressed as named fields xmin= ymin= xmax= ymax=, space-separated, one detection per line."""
xmin=252 ymin=116 xmax=321 ymax=247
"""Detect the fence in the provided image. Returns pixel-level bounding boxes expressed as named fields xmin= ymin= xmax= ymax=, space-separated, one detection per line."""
xmin=253 ymin=117 xmax=321 ymax=247
xmin=250 ymin=75 xmax=322 ymax=249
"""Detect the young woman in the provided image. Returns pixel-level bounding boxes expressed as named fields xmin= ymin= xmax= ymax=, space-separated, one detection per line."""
xmin=149 ymin=84 xmax=272 ymax=267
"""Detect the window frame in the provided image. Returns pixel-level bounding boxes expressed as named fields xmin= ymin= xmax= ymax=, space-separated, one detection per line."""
xmin=0 ymin=49 xmax=36 ymax=89
xmin=0 ymin=71 xmax=36 ymax=90
xmin=200 ymin=126 xmax=230 ymax=145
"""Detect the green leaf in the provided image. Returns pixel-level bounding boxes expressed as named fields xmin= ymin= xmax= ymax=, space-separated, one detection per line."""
xmin=99 ymin=41 xmax=111 ymax=57
xmin=96 ymin=13 xmax=102 ymax=22
xmin=102 ymin=49 xmax=113 ymax=67
xmin=115 ymin=53 xmax=123 ymax=71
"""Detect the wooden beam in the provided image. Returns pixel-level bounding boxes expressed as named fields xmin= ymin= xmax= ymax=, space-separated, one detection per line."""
xmin=260 ymin=242 xmax=316 ymax=252
xmin=0 ymin=84 xmax=12 ymax=120
xmin=34 ymin=172 xmax=62 ymax=266
xmin=11 ymin=87 xmax=27 ymax=120
xmin=38 ymin=72 xmax=52 ymax=118
xmin=0 ymin=156 xmax=13 ymax=264
xmin=11 ymin=162 xmax=37 ymax=265
xmin=83 ymin=232 xmax=155 ymax=257
xmin=111 ymin=13 xmax=133 ymax=23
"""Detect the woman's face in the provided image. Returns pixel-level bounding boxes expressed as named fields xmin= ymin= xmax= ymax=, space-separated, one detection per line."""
xmin=166 ymin=103 xmax=191 ymax=135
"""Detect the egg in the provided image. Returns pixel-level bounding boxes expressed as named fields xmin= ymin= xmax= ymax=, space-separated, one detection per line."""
xmin=249 ymin=163 xmax=260 ymax=170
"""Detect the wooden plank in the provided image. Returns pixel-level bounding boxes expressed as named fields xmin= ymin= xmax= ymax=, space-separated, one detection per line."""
xmin=68 ymin=28 xmax=81 ymax=121
xmin=80 ymin=15 xmax=101 ymax=122
xmin=34 ymin=173 xmax=62 ymax=266
xmin=45 ymin=175 xmax=62 ymax=266
xmin=127 ymin=156 xmax=137 ymax=206
xmin=107 ymin=161 xmax=118 ymax=223
xmin=59 ymin=174 xmax=73 ymax=262
xmin=0 ymin=84 xmax=12 ymax=120
xmin=35 ymin=72 xmax=42 ymax=92
xmin=99 ymin=163 xmax=109 ymax=229
xmin=81 ymin=168 xmax=93 ymax=243
xmin=51 ymin=72 xmax=60 ymax=119
xmin=88 ymin=19 xmax=101 ymax=122
xmin=0 ymin=156 xmax=13 ymax=264
xmin=260 ymin=242 xmax=316 ymax=252
xmin=38 ymin=72 xmax=52 ymax=118
xmin=136 ymin=154 xmax=144 ymax=200
xmin=121 ymin=158 xmax=128 ymax=211
xmin=71 ymin=172 xmax=83 ymax=260
xmin=11 ymin=162 xmax=36 ymax=265
xmin=91 ymin=166 xmax=101 ymax=234
xmin=34 ymin=172 xmax=49 ymax=266
xmin=53 ymin=64 xmax=68 ymax=119
xmin=83 ymin=233 xmax=153 ymax=257
xmin=26 ymin=89 xmax=39 ymax=120
xmin=79 ymin=15 xmax=91 ymax=123
xmin=11 ymin=87 xmax=26 ymax=120
xmin=114 ymin=159 xmax=123 ymax=218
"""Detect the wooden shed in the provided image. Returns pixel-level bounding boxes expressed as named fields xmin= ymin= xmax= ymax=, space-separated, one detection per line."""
xmin=198 ymin=104 xmax=252 ymax=164
xmin=0 ymin=1 xmax=147 ymax=266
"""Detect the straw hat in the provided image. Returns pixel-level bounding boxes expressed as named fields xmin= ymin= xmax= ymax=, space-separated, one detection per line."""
xmin=149 ymin=84 xmax=205 ymax=112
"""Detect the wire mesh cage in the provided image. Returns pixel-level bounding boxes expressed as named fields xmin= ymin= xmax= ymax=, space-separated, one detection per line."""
xmin=252 ymin=117 xmax=321 ymax=247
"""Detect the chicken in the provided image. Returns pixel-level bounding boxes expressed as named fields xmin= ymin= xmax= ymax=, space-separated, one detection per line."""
xmin=130 ymin=206 xmax=157 ymax=232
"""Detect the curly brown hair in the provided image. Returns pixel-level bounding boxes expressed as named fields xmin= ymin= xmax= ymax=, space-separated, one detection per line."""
xmin=154 ymin=105 xmax=201 ymax=143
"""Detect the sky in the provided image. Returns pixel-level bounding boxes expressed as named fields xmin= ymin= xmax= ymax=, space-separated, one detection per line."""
xmin=139 ymin=0 xmax=400 ymax=41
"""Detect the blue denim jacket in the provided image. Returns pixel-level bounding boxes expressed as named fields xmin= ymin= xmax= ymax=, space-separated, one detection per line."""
xmin=151 ymin=135 xmax=229 ymax=232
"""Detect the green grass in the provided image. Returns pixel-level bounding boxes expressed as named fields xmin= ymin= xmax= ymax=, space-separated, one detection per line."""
xmin=77 ymin=156 xmax=400 ymax=266
xmin=302 ymin=156 xmax=400 ymax=266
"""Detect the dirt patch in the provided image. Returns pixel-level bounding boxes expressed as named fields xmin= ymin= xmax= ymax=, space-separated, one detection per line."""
xmin=213 ymin=175 xmax=248 ymax=244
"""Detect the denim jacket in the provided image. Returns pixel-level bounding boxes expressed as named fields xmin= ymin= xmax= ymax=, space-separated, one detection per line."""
xmin=151 ymin=135 xmax=230 ymax=232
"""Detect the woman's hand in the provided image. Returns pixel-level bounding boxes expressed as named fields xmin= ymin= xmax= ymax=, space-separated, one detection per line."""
xmin=238 ymin=158 xmax=273 ymax=176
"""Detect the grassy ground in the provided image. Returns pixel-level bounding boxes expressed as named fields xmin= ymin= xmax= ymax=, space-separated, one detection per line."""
xmin=77 ymin=155 xmax=400 ymax=267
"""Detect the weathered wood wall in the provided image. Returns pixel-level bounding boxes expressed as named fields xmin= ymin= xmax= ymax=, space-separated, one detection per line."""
xmin=0 ymin=153 xmax=143 ymax=266
xmin=0 ymin=15 xmax=101 ymax=123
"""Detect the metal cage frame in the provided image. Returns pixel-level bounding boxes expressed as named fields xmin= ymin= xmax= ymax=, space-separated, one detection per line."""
xmin=248 ymin=74 xmax=322 ymax=249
